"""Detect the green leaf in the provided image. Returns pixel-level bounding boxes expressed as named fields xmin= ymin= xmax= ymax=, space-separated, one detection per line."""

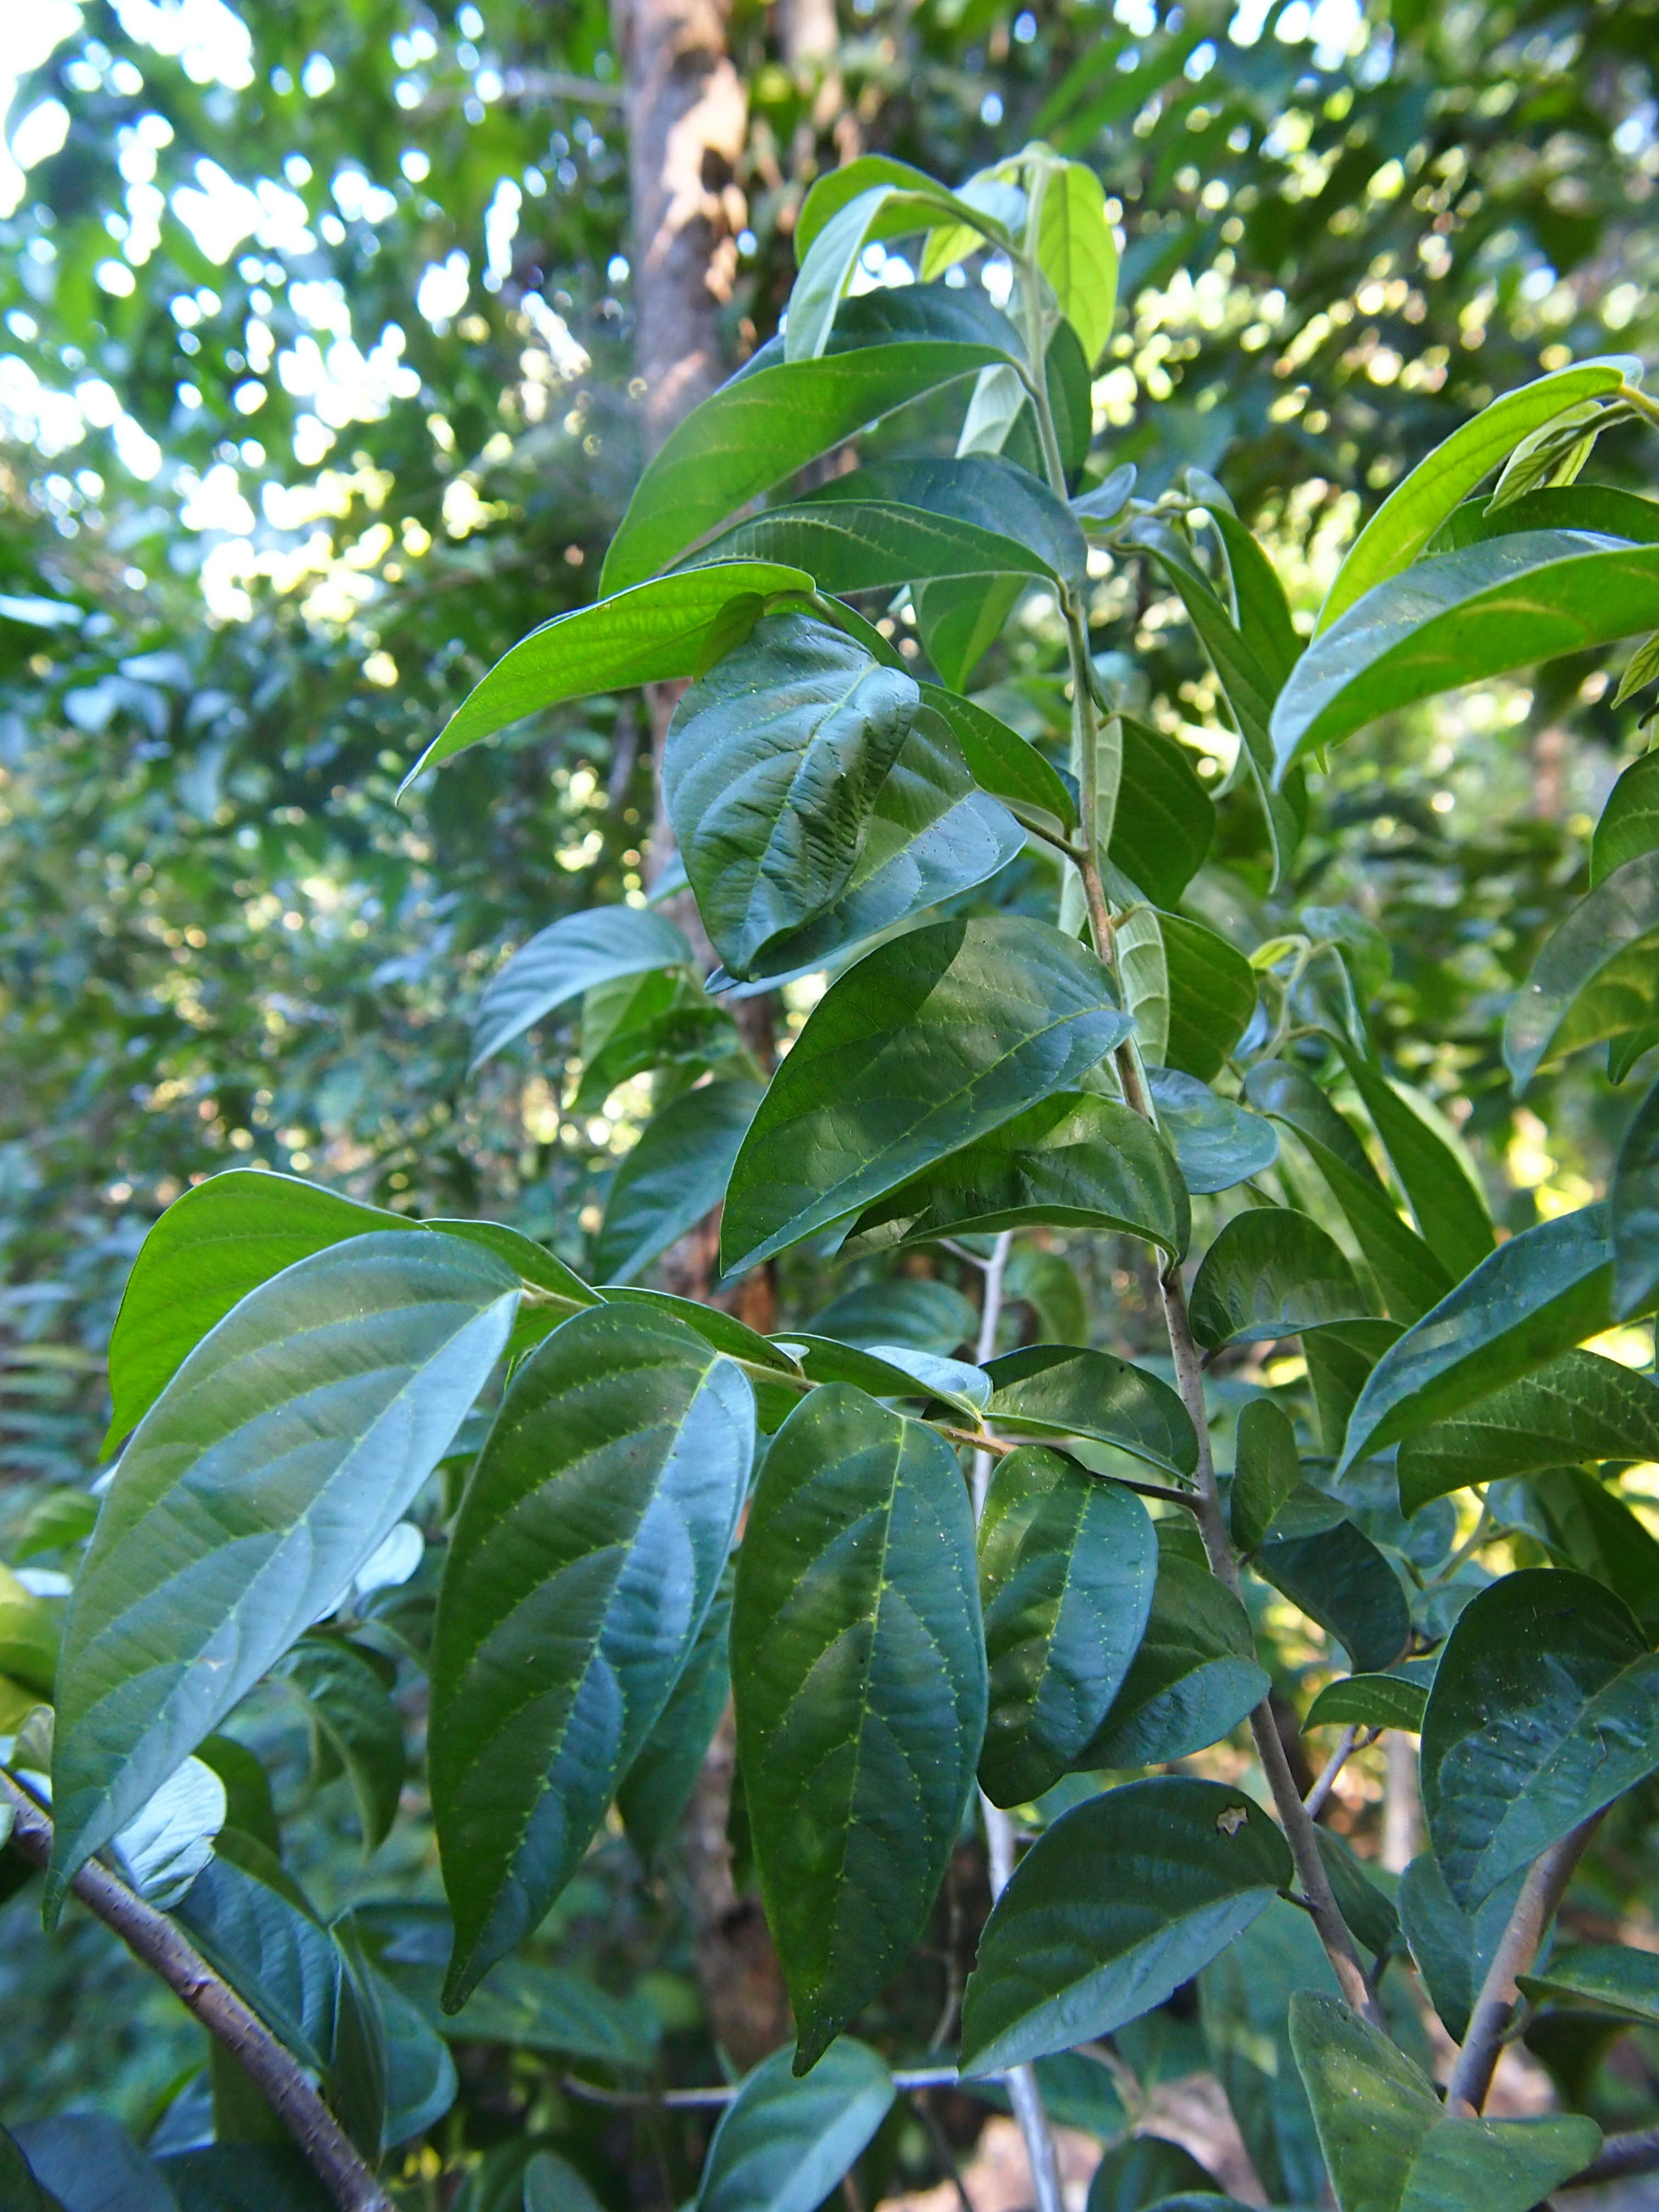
xmin=50 ymin=1232 xmax=520 ymax=1908
xmin=1613 ymin=1071 xmax=1659 ymax=1319
xmin=1159 ymin=915 xmax=1257 ymax=1083
xmin=0 ymin=2125 xmax=61 ymax=2212
xmin=522 ymin=2152 xmax=605 ymax=2212
xmin=1517 ymin=1944 xmax=1659 ymax=2027
xmin=1189 ymin=1208 xmax=1374 ymax=1351
xmin=1273 ymin=533 xmax=1659 ymax=777
xmin=1504 ymin=851 xmax=1659 ymax=1088
xmin=601 ymin=301 xmax=1017 ymax=592
xmin=1431 ymin=482 xmax=1659 ymax=553
xmin=274 ymin=1636 xmax=404 ymax=1853
xmin=1331 ymin=1043 xmax=1494 ymax=1286
xmin=1035 ymin=160 xmax=1119 ymax=366
xmin=709 ymin=698 xmax=1024 ymax=986
xmin=808 ymin=1276 xmax=977 ymax=1354
xmin=8 ymin=2118 xmax=168 ymax=2212
xmin=1422 ymin=1567 xmax=1659 ymax=1908
xmin=720 ymin=916 xmax=1132 ymax=1273
xmin=1304 ymin=1319 xmax=1404 ymax=1457
xmin=433 ymin=1958 xmax=659 ymax=2068
xmin=364 ymin=1957 xmax=458 ymax=2151
xmin=1107 ymin=720 xmax=1215 ymax=907
xmin=1306 ymin=1670 xmax=1430 ymax=1733
xmin=794 ymin=156 xmax=1017 ymax=263
xmin=1398 ymin=1850 xmax=1525 ymax=2043
xmin=0 ymin=1562 xmax=59 ymax=1696
xmin=1231 ymin=1399 xmax=1301 ymax=1556
xmin=959 ymin=1777 xmax=1293 ymax=2074
xmin=1515 ymin=1466 xmax=1659 ymax=1637
xmin=157 ymin=2145 xmax=338 ymax=2212
xmin=617 ymin=1573 xmax=732 ymax=1864
xmin=1339 ymin=1205 xmax=1627 ymax=1469
xmin=1081 ymin=1526 xmax=1268 ymax=1767
xmin=1396 ymin=1349 xmax=1659 ymax=1515
xmin=689 ymin=456 xmax=1086 ymax=594
xmin=431 ymin=1302 xmax=752 ymax=2004
xmin=695 ymin=2039 xmax=895 ymax=2212
xmin=1084 ymin=2135 xmax=1217 ymax=2212
xmin=786 ymin=179 xmax=1014 ymax=362
xmin=731 ymin=1386 xmax=985 ymax=2070
xmin=1207 ymin=505 xmax=1302 ymax=693
xmin=1200 ymin=1898 xmax=1336 ymax=2207
xmin=1593 ymin=751 xmax=1659 ymax=883
xmin=1253 ymin=1486 xmax=1411 ymax=1673
xmin=921 ymin=682 xmax=1079 ymax=832
xmin=1289 ymin=1990 xmax=1600 ymax=2212
xmin=983 ymin=1345 xmax=1198 ymax=1481
xmin=1315 ymin=360 xmax=1636 ymax=634
xmin=472 ymin=906 xmax=693 ymax=1071
xmin=595 ymin=1080 xmax=763 ymax=1284
xmin=914 ymin=572 xmax=1028 ymax=691
xmin=1003 ymin=1247 xmax=1087 ymax=1347
xmin=663 ymin=614 xmax=919 ymax=979
xmin=853 ymin=1091 xmax=1189 ymax=1258
xmin=777 ymin=1334 xmax=988 ymax=1418
xmin=1146 ymin=1070 xmax=1277 ymax=1196
xmin=979 ymin=1447 xmax=1156 ymax=1806
xmin=403 ymin=563 xmax=814 ymax=784
xmin=1244 ymin=1062 xmax=1453 ymax=1322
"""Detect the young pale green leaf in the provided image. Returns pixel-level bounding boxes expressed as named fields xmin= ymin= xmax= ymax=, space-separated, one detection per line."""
xmin=794 ymin=155 xmax=1011 ymax=263
xmin=601 ymin=296 xmax=1017 ymax=592
xmin=1273 ymin=533 xmax=1659 ymax=777
xmin=1200 ymin=1899 xmax=1336 ymax=2209
xmin=1289 ymin=1990 xmax=1600 ymax=2212
xmin=1314 ymin=359 xmax=1635 ymax=635
xmin=403 ymin=563 xmax=813 ymax=785
xmin=617 ymin=1574 xmax=731 ymax=1864
xmin=1339 ymin=1205 xmax=1625 ymax=1469
xmin=853 ymin=1091 xmax=1190 ymax=1259
xmin=720 ymin=916 xmax=1131 ymax=1273
xmin=731 ymin=1386 xmax=985 ymax=2070
xmin=978 ymin=1447 xmax=1156 ymax=1807
xmin=1395 ymin=1350 xmax=1659 ymax=1515
xmin=1422 ymin=1568 xmax=1659 ymax=1908
xmin=1159 ymin=914 xmax=1257 ymax=1083
xmin=50 ymin=1232 xmax=520 ymax=1909
xmin=786 ymin=184 xmax=996 ymax=362
xmin=431 ymin=1303 xmax=752 ymax=2005
xmin=914 ymin=573 xmax=1028 ymax=691
xmin=663 ymin=614 xmax=918 ymax=979
xmin=1504 ymin=850 xmax=1659 ymax=1089
xmin=959 ymin=1778 xmax=1293 ymax=2074
xmin=1244 ymin=1062 xmax=1452 ymax=1322
xmin=1082 ymin=1527 xmax=1267 ymax=1767
xmin=696 ymin=2040 xmax=895 ymax=2212
xmin=1517 ymin=1944 xmax=1659 ymax=2027
xmin=1106 ymin=720 xmax=1215 ymax=908
xmin=1252 ymin=1486 xmax=1411 ymax=1673
xmin=1593 ymin=751 xmax=1659 ymax=884
xmin=1399 ymin=1852 xmax=1525 ymax=2045
xmin=919 ymin=683 xmax=1079 ymax=833
xmin=471 ymin=906 xmax=693 ymax=1070
xmin=1231 ymin=1400 xmax=1301 ymax=1556
xmin=1613 ymin=1073 xmax=1659 ymax=1319
xmin=0 ymin=1563 xmax=59 ymax=1697
xmin=983 ymin=1345 xmax=1198 ymax=1481
xmin=1035 ymin=160 xmax=1119 ymax=365
xmin=1331 ymin=1042 xmax=1494 ymax=1285
xmin=1146 ymin=1070 xmax=1278 ymax=1196
xmin=1306 ymin=1670 xmax=1430 ymax=1733
xmin=274 ymin=1637 xmax=404 ymax=1854
xmin=1189 ymin=1208 xmax=1374 ymax=1351
xmin=594 ymin=1079 xmax=763 ymax=1285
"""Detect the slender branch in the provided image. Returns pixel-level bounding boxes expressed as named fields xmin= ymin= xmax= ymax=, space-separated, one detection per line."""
xmin=1304 ymin=1726 xmax=1360 ymax=1819
xmin=1444 ymin=1814 xmax=1602 ymax=2115
xmin=562 ymin=2065 xmax=968 ymax=2110
xmin=0 ymin=1770 xmax=391 ymax=2212
xmin=1568 ymin=2120 xmax=1659 ymax=2188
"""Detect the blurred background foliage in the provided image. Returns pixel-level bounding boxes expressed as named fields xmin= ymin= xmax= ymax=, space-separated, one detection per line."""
xmin=3 ymin=0 xmax=1659 ymax=2193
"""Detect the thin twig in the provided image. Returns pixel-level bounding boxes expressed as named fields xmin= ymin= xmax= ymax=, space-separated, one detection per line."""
xmin=1444 ymin=1814 xmax=1602 ymax=2114
xmin=562 ymin=2066 xmax=967 ymax=2110
xmin=1567 ymin=2119 xmax=1659 ymax=2187
xmin=1304 ymin=1725 xmax=1380 ymax=1820
xmin=0 ymin=1770 xmax=391 ymax=2212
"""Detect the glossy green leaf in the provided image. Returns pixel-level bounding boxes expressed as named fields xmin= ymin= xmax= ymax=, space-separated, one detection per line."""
xmin=1146 ymin=1069 xmax=1277 ymax=1195
xmin=1082 ymin=1526 xmax=1268 ymax=1767
xmin=775 ymin=1333 xmax=988 ymax=1417
xmin=1398 ymin=1850 xmax=1525 ymax=2044
xmin=853 ymin=1091 xmax=1189 ymax=1257
xmin=274 ymin=1636 xmax=404 ymax=1853
xmin=1431 ymin=481 xmax=1659 ymax=552
xmin=1593 ymin=751 xmax=1659 ymax=884
xmin=1274 ymin=532 xmax=1659 ymax=776
xmin=1244 ymin=1061 xmax=1452 ymax=1322
xmin=720 ymin=916 xmax=1132 ymax=1273
xmin=1396 ymin=1349 xmax=1659 ymax=1515
xmin=787 ymin=179 xmax=1014 ymax=362
xmin=1422 ymin=1567 xmax=1659 ymax=1905
xmin=914 ymin=572 xmax=1028 ymax=691
xmin=1208 ymin=505 xmax=1302 ymax=693
xmin=1155 ymin=914 xmax=1257 ymax=1082
xmin=594 ymin=1079 xmax=763 ymax=1285
xmin=979 ymin=1447 xmax=1156 ymax=1806
xmin=983 ymin=1345 xmax=1198 ymax=1481
xmin=808 ymin=1276 xmax=977 ymax=1354
xmin=1613 ymin=1071 xmax=1659 ymax=1319
xmin=1289 ymin=1990 xmax=1600 ymax=2212
xmin=1505 ymin=851 xmax=1659 ymax=1088
xmin=1306 ymin=1670 xmax=1430 ymax=1733
xmin=1200 ymin=1897 xmax=1336 ymax=2207
xmin=1339 ymin=1205 xmax=1626 ymax=1469
xmin=731 ymin=1386 xmax=985 ymax=2070
xmin=663 ymin=614 xmax=919 ymax=979
xmin=1230 ymin=1399 xmax=1301 ymax=1556
xmin=1107 ymin=720 xmax=1215 ymax=907
xmin=404 ymin=563 xmax=814 ymax=784
xmin=432 ymin=1302 xmax=752 ymax=2003
xmin=50 ymin=1232 xmax=520 ymax=1907
xmin=617 ymin=1574 xmax=731 ymax=1864
xmin=794 ymin=155 xmax=1016 ymax=264
xmin=472 ymin=906 xmax=693 ymax=1070
xmin=959 ymin=1777 xmax=1293 ymax=2074
xmin=434 ymin=1958 xmax=659 ymax=2068
xmin=1035 ymin=159 xmax=1119 ymax=365
xmin=602 ymin=298 xmax=1016 ymax=592
xmin=1189 ymin=1208 xmax=1373 ymax=1350
xmin=695 ymin=2039 xmax=895 ymax=2212
xmin=1515 ymin=1465 xmax=1659 ymax=1638
xmin=1253 ymin=1485 xmax=1410 ymax=1672
xmin=1084 ymin=2135 xmax=1216 ymax=2212
xmin=1316 ymin=360 xmax=1635 ymax=634
xmin=1517 ymin=1944 xmax=1659 ymax=2027
xmin=1332 ymin=1042 xmax=1494 ymax=1285
xmin=1304 ymin=1319 xmax=1403 ymax=1457
xmin=920 ymin=682 xmax=1079 ymax=832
